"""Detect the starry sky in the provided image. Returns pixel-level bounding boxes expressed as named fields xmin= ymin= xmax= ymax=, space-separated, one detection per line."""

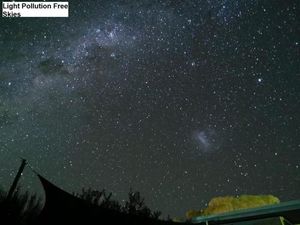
xmin=0 ymin=0 xmax=299 ymax=218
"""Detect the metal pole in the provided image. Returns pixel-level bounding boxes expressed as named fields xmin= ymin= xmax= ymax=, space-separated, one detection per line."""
xmin=7 ymin=158 xmax=27 ymax=200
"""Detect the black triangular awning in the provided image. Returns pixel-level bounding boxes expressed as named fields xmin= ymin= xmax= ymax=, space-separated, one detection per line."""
xmin=36 ymin=174 xmax=185 ymax=225
xmin=37 ymin=174 xmax=100 ymax=222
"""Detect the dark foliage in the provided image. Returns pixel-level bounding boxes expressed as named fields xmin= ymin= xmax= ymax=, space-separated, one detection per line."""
xmin=75 ymin=187 xmax=162 ymax=219
xmin=0 ymin=187 xmax=42 ymax=225
xmin=0 ymin=185 xmax=164 ymax=225
xmin=74 ymin=188 xmax=122 ymax=211
xmin=124 ymin=189 xmax=162 ymax=219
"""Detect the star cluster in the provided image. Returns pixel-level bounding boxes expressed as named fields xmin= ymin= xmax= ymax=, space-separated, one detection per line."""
xmin=0 ymin=0 xmax=299 ymax=217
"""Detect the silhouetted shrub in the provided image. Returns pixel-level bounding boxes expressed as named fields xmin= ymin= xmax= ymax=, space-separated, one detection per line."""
xmin=75 ymin=187 xmax=161 ymax=220
xmin=0 ymin=186 xmax=42 ymax=225
xmin=123 ymin=189 xmax=161 ymax=219
xmin=74 ymin=188 xmax=122 ymax=211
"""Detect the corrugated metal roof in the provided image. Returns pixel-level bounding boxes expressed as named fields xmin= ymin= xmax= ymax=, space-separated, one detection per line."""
xmin=192 ymin=200 xmax=300 ymax=224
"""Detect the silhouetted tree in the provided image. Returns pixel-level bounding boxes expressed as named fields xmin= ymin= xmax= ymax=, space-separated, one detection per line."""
xmin=76 ymin=187 xmax=161 ymax=220
xmin=122 ymin=189 xmax=161 ymax=219
xmin=75 ymin=188 xmax=122 ymax=211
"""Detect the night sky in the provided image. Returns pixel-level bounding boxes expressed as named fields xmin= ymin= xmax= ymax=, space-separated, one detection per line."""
xmin=0 ymin=0 xmax=299 ymax=218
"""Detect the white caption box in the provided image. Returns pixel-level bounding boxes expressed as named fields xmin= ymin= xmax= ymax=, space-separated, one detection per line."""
xmin=2 ymin=2 xmax=69 ymax=17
